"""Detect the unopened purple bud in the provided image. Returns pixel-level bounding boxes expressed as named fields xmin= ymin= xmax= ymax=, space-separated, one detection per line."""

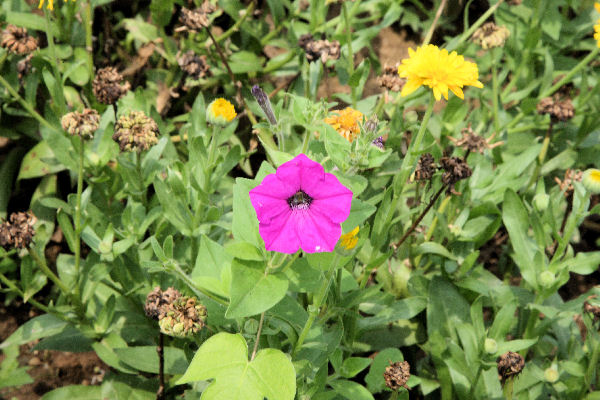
xmin=372 ymin=136 xmax=385 ymax=149
xmin=251 ymin=85 xmax=277 ymax=125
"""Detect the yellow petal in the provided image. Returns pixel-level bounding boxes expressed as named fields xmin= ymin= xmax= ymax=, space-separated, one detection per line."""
xmin=595 ymin=2 xmax=600 ymax=13
xmin=450 ymin=86 xmax=464 ymax=99
xmin=400 ymin=79 xmax=421 ymax=97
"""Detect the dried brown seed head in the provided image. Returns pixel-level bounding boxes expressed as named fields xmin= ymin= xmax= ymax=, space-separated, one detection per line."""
xmin=113 ymin=111 xmax=159 ymax=152
xmin=414 ymin=153 xmax=436 ymax=181
xmin=497 ymin=351 xmax=524 ymax=384
xmin=61 ymin=109 xmax=100 ymax=140
xmin=554 ymin=169 xmax=582 ymax=197
xmin=440 ymin=156 xmax=472 ymax=194
xmin=536 ymin=95 xmax=575 ymax=122
xmin=92 ymin=67 xmax=131 ymax=105
xmin=471 ymin=22 xmax=510 ymax=49
xmin=144 ymin=287 xmax=182 ymax=320
xmin=449 ymin=126 xmax=503 ymax=154
xmin=158 ymin=295 xmax=207 ymax=338
xmin=299 ymin=34 xmax=340 ymax=63
xmin=383 ymin=360 xmax=410 ymax=390
xmin=17 ymin=53 xmax=34 ymax=80
xmin=378 ymin=65 xmax=405 ymax=92
xmin=177 ymin=50 xmax=211 ymax=79
xmin=180 ymin=2 xmax=216 ymax=31
xmin=0 ymin=211 xmax=36 ymax=250
xmin=1 ymin=25 xmax=38 ymax=55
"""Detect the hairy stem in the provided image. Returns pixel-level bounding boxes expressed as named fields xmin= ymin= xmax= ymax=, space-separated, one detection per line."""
xmin=157 ymin=332 xmax=165 ymax=400
xmin=73 ymin=137 xmax=84 ymax=302
xmin=251 ymin=312 xmax=265 ymax=361
xmin=422 ymin=0 xmax=448 ymax=45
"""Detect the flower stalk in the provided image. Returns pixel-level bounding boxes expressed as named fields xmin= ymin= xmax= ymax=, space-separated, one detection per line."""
xmin=73 ymin=137 xmax=84 ymax=302
xmin=341 ymin=1 xmax=356 ymax=108
xmin=157 ymin=332 xmax=165 ymax=400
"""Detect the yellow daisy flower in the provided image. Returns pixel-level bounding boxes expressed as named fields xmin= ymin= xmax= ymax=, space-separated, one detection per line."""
xmin=595 ymin=2 xmax=600 ymax=13
xmin=324 ymin=107 xmax=363 ymax=142
xmin=38 ymin=0 xmax=76 ymax=10
xmin=339 ymin=226 xmax=359 ymax=250
xmin=206 ymin=98 xmax=236 ymax=125
xmin=595 ymin=23 xmax=600 ymax=48
xmin=397 ymin=44 xmax=483 ymax=101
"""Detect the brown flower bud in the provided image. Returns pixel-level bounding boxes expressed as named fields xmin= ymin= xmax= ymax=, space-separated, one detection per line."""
xmin=92 ymin=67 xmax=131 ymax=105
xmin=1 ymin=25 xmax=38 ymax=55
xmin=0 ymin=211 xmax=36 ymax=250
xmin=113 ymin=111 xmax=159 ymax=152
xmin=383 ymin=360 xmax=410 ymax=390
xmin=144 ymin=286 xmax=182 ymax=320
xmin=298 ymin=34 xmax=340 ymax=63
xmin=440 ymin=156 xmax=472 ymax=195
xmin=61 ymin=109 xmax=100 ymax=140
xmin=471 ymin=22 xmax=510 ymax=49
xmin=158 ymin=295 xmax=207 ymax=338
xmin=179 ymin=2 xmax=216 ymax=31
xmin=497 ymin=351 xmax=524 ymax=384
xmin=414 ymin=153 xmax=436 ymax=181
xmin=377 ymin=65 xmax=405 ymax=92
xmin=536 ymin=95 xmax=575 ymax=122
xmin=177 ymin=51 xmax=210 ymax=79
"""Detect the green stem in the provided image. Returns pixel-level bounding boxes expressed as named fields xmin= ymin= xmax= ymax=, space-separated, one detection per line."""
xmin=448 ymin=0 xmax=505 ymax=51
xmin=44 ymin=8 xmax=66 ymax=116
xmin=551 ymin=188 xmax=589 ymax=263
xmin=263 ymin=51 xmax=296 ymax=74
xmin=28 ymin=247 xmax=72 ymax=300
xmin=292 ymin=254 xmax=339 ymax=357
xmin=73 ymin=137 xmax=84 ymax=302
xmin=301 ymin=128 xmax=311 ymax=154
xmin=492 ymin=48 xmax=501 ymax=134
xmin=503 ymin=377 xmax=514 ymax=400
xmin=172 ymin=263 xmax=228 ymax=306
xmin=84 ymin=0 xmax=94 ymax=83
xmin=541 ymin=47 xmax=600 ymax=98
xmin=422 ymin=0 xmax=447 ymax=46
xmin=0 ymin=75 xmax=57 ymax=133
xmin=0 ymin=272 xmax=52 ymax=315
xmin=215 ymin=1 xmax=254 ymax=43
xmin=251 ymin=311 xmax=265 ymax=361
xmin=469 ymin=363 xmax=484 ymax=398
xmin=413 ymin=195 xmax=451 ymax=267
xmin=342 ymin=2 xmax=356 ymax=108
xmin=525 ymin=121 xmax=552 ymax=193
xmin=585 ymin=339 xmax=600 ymax=392
xmin=394 ymin=94 xmax=435 ymax=194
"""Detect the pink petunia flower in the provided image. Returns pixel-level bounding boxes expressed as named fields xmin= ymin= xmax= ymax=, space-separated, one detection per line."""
xmin=249 ymin=154 xmax=353 ymax=254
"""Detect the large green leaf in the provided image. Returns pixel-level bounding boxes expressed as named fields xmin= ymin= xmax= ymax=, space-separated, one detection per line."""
xmin=17 ymin=141 xmax=66 ymax=180
xmin=232 ymin=178 xmax=262 ymax=247
xmin=226 ymin=260 xmax=288 ymax=319
xmin=177 ymin=333 xmax=295 ymax=400
xmin=0 ymin=314 xmax=68 ymax=349
xmin=114 ymin=346 xmax=188 ymax=375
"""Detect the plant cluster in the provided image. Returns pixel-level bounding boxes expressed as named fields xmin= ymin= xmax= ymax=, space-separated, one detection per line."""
xmin=0 ymin=0 xmax=600 ymax=399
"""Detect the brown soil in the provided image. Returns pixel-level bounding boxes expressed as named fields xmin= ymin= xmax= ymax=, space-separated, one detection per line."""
xmin=0 ymin=302 xmax=107 ymax=400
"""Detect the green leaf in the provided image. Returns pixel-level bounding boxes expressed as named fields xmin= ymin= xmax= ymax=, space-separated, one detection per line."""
xmin=177 ymin=332 xmax=296 ymax=400
xmin=1 ymin=314 xmax=68 ymax=349
xmin=232 ymin=178 xmax=262 ymax=247
xmin=225 ymin=241 xmax=265 ymax=261
xmin=226 ymin=260 xmax=288 ymax=319
xmin=340 ymin=357 xmax=372 ymax=378
xmin=192 ymin=235 xmax=233 ymax=298
xmin=342 ymin=199 xmax=376 ymax=232
xmin=114 ymin=346 xmax=188 ymax=375
xmin=365 ymin=348 xmax=404 ymax=393
xmin=416 ymin=242 xmax=457 ymax=261
xmin=17 ymin=141 xmax=66 ymax=180
xmin=229 ymin=51 xmax=265 ymax=74
xmin=330 ymin=380 xmax=374 ymax=400
xmin=41 ymin=385 xmax=102 ymax=400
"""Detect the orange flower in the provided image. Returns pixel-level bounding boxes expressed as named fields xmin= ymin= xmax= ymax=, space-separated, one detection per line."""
xmin=324 ymin=107 xmax=363 ymax=142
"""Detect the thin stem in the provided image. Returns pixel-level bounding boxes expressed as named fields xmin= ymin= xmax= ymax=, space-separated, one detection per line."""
xmin=204 ymin=27 xmax=257 ymax=125
xmin=503 ymin=377 xmax=514 ymax=400
xmin=0 ymin=75 xmax=57 ymax=133
xmin=414 ymin=194 xmax=451 ymax=267
xmin=276 ymin=251 xmax=300 ymax=274
xmin=342 ymin=2 xmax=356 ymax=108
xmin=263 ymin=51 xmax=296 ymax=74
xmin=44 ymin=8 xmax=66 ymax=116
xmin=157 ymin=332 xmax=165 ymax=400
xmin=0 ymin=272 xmax=52 ymax=315
xmin=448 ymin=0 xmax=504 ymax=51
xmin=525 ymin=120 xmax=552 ymax=193
xmin=292 ymin=254 xmax=339 ymax=357
xmin=394 ymin=185 xmax=446 ymax=249
xmin=251 ymin=312 xmax=265 ymax=361
xmin=541 ymin=47 xmax=600 ymax=98
xmin=73 ymin=137 xmax=84 ymax=302
xmin=84 ymin=0 xmax=94 ymax=83
xmin=395 ymin=94 xmax=435 ymax=194
xmin=585 ymin=339 xmax=600 ymax=392
xmin=422 ymin=0 xmax=448 ymax=45
xmin=491 ymin=48 xmax=501 ymax=134
xmin=301 ymin=128 xmax=311 ymax=154
xmin=28 ymin=247 xmax=71 ymax=299
xmin=215 ymin=1 xmax=254 ymax=43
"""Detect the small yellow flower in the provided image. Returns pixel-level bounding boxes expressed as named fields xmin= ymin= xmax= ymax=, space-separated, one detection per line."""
xmin=324 ymin=107 xmax=363 ymax=142
xmin=582 ymin=168 xmax=600 ymax=194
xmin=339 ymin=226 xmax=359 ymax=250
xmin=595 ymin=2 xmax=600 ymax=13
xmin=397 ymin=44 xmax=483 ymax=101
xmin=595 ymin=21 xmax=600 ymax=48
xmin=206 ymin=98 xmax=236 ymax=125
xmin=38 ymin=0 xmax=76 ymax=10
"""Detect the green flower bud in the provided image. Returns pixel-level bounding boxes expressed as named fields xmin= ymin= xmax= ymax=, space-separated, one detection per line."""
xmin=484 ymin=338 xmax=498 ymax=354
xmin=582 ymin=168 xmax=600 ymax=194
xmin=533 ymin=193 xmax=550 ymax=212
xmin=539 ymin=271 xmax=555 ymax=288
xmin=544 ymin=367 xmax=559 ymax=383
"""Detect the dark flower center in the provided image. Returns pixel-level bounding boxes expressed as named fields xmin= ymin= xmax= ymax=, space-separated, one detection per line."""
xmin=287 ymin=190 xmax=312 ymax=210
